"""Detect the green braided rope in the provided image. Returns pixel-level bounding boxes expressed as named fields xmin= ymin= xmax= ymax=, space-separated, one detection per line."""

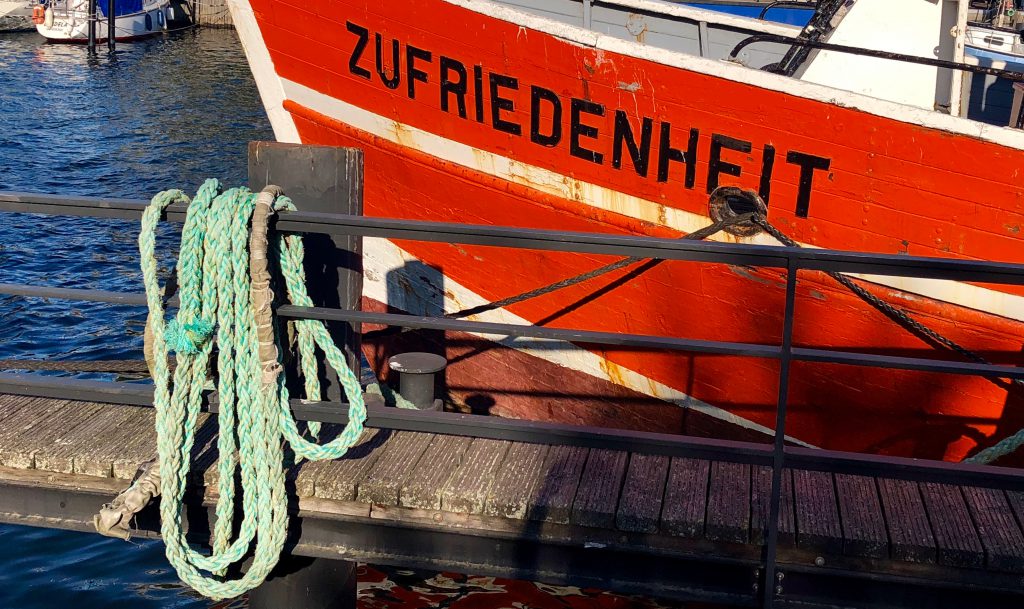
xmin=139 ymin=180 xmax=367 ymax=599
xmin=965 ymin=430 xmax=1024 ymax=464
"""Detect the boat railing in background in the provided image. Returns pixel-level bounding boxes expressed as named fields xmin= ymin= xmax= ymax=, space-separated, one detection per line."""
xmin=2 ymin=189 xmax=1024 ymax=608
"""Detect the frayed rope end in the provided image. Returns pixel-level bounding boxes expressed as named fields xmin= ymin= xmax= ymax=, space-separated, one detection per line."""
xmin=165 ymin=318 xmax=214 ymax=355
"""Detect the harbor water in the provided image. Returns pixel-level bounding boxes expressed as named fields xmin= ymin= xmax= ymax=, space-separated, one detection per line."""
xmin=0 ymin=29 xmax=686 ymax=609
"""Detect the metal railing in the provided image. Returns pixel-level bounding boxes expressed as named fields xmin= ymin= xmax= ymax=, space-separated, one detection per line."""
xmin=2 ymin=190 xmax=1024 ymax=608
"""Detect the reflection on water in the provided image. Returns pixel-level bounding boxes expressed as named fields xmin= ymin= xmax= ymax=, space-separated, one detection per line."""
xmin=0 ymin=28 xmax=692 ymax=609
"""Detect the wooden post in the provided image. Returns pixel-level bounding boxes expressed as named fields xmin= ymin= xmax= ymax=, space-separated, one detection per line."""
xmin=106 ymin=0 xmax=114 ymax=52
xmin=248 ymin=555 xmax=357 ymax=609
xmin=87 ymin=0 xmax=97 ymax=54
xmin=248 ymin=141 xmax=364 ymax=402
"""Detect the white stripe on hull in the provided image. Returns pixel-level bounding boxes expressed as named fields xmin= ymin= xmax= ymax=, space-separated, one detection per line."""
xmin=364 ymin=236 xmax=815 ymax=446
xmin=280 ymin=77 xmax=1024 ymax=325
xmin=227 ymin=0 xmax=300 ymax=142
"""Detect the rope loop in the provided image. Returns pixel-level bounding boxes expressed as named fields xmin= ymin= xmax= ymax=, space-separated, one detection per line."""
xmin=140 ymin=180 xmax=366 ymax=599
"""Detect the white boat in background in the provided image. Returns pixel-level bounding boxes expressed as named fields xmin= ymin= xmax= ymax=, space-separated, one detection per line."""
xmin=966 ymin=0 xmax=1024 ymax=63
xmin=35 ymin=0 xmax=168 ymax=42
xmin=0 ymin=0 xmax=33 ymax=31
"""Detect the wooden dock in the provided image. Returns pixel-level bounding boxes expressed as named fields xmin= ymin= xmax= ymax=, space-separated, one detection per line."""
xmin=2 ymin=392 xmax=1023 ymax=609
xmin=5 ymin=144 xmax=1024 ymax=609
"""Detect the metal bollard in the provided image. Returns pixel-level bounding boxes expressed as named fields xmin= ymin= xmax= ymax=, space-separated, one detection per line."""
xmin=387 ymin=352 xmax=447 ymax=410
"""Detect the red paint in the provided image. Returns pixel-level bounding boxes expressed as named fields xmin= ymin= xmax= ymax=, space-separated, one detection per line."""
xmin=248 ymin=0 xmax=1024 ymax=462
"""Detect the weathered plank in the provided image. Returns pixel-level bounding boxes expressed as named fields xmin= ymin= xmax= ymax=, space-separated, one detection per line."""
xmin=661 ymin=457 xmax=710 ymax=538
xmin=793 ymin=469 xmax=843 ymax=554
xmin=835 ymin=474 xmax=888 ymax=559
xmin=919 ymin=483 xmax=984 ymax=569
xmin=111 ymin=408 xmax=159 ymax=479
xmin=706 ymin=461 xmax=750 ymax=544
xmin=401 ymin=434 xmax=472 ymax=510
xmin=484 ymin=442 xmax=549 ymax=519
xmin=293 ymin=458 xmax=335 ymax=498
xmin=440 ymin=438 xmax=510 ymax=514
xmin=878 ymin=478 xmax=936 ymax=564
xmin=962 ymin=486 xmax=1024 ymax=572
xmin=1007 ymin=491 xmax=1024 ymax=535
xmin=357 ymin=431 xmax=435 ymax=506
xmin=0 ymin=398 xmax=77 ymax=467
xmin=34 ymin=403 xmax=132 ymax=474
xmin=570 ymin=449 xmax=628 ymax=529
xmin=527 ymin=444 xmax=588 ymax=524
xmin=751 ymin=466 xmax=796 ymax=546
xmin=2 ymin=400 xmax=104 ymax=469
xmin=75 ymin=406 xmax=153 ymax=478
xmin=313 ymin=428 xmax=389 ymax=502
xmin=0 ymin=394 xmax=39 ymax=425
xmin=616 ymin=453 xmax=670 ymax=533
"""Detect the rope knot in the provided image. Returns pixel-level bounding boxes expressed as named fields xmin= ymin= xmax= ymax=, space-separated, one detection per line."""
xmin=165 ymin=317 xmax=214 ymax=355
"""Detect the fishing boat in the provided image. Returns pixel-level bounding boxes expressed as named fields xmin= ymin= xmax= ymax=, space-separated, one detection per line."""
xmin=35 ymin=0 xmax=168 ymax=42
xmin=227 ymin=0 xmax=1024 ymax=463
xmin=966 ymin=0 xmax=1024 ymax=63
xmin=0 ymin=0 xmax=33 ymax=31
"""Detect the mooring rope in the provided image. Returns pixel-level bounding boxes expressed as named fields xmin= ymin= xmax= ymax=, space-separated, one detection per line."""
xmin=749 ymin=216 xmax=1023 ymax=464
xmin=138 ymin=180 xmax=367 ymax=599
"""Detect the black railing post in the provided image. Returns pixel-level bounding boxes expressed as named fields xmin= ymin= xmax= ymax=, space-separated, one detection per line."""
xmin=761 ymin=257 xmax=798 ymax=609
xmin=106 ymin=0 xmax=114 ymax=52
xmin=87 ymin=0 xmax=97 ymax=54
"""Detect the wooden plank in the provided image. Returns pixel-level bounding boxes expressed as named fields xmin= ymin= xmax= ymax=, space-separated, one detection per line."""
xmin=36 ymin=403 xmax=138 ymax=474
xmin=661 ymin=457 xmax=709 ymax=538
xmin=0 ymin=398 xmax=76 ymax=467
xmin=835 ymin=474 xmax=887 ymax=559
xmin=293 ymin=459 xmax=335 ymax=498
xmin=616 ymin=453 xmax=670 ymax=533
xmin=1 ymin=400 xmax=105 ymax=469
xmin=1008 ymin=491 xmax=1024 ymax=536
xmin=570 ymin=449 xmax=628 ymax=529
xmin=75 ymin=406 xmax=152 ymax=478
xmin=962 ymin=486 xmax=1024 ymax=572
xmin=400 ymin=434 xmax=472 ymax=510
xmin=111 ymin=408 xmax=159 ymax=479
xmin=357 ymin=431 xmax=435 ymax=506
xmin=313 ymin=428 xmax=389 ymax=502
xmin=484 ymin=442 xmax=549 ymax=519
xmin=35 ymin=401 xmax=123 ymax=473
xmin=527 ymin=444 xmax=588 ymax=524
xmin=706 ymin=461 xmax=750 ymax=544
xmin=439 ymin=438 xmax=510 ymax=514
xmin=793 ymin=469 xmax=843 ymax=554
xmin=751 ymin=466 xmax=795 ymax=546
xmin=0 ymin=394 xmax=38 ymax=425
xmin=878 ymin=478 xmax=936 ymax=564
xmin=919 ymin=483 xmax=984 ymax=569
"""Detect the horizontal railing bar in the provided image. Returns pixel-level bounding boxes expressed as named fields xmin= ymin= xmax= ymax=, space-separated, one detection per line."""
xmin=785 ymin=445 xmax=1024 ymax=491
xmin=0 ymin=373 xmax=773 ymax=464
xmin=0 ymin=372 xmax=354 ymax=422
xmin=5 ymin=373 xmax=1024 ymax=488
xmin=0 ymin=191 xmax=188 ymax=222
xmin=792 ymin=347 xmax=1024 ymax=380
xmin=2 ymin=281 xmax=1020 ymax=378
xmin=278 ymin=307 xmax=783 ymax=358
xmin=0 ymin=283 xmax=151 ymax=306
xmin=276 ymin=212 xmax=792 ymax=267
xmin=5 ymin=191 xmax=1024 ymax=283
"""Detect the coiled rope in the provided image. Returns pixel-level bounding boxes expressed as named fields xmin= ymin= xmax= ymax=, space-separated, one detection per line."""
xmin=139 ymin=180 xmax=367 ymax=599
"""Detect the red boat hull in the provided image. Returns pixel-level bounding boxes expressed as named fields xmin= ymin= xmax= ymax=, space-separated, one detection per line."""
xmin=234 ymin=0 xmax=1024 ymax=462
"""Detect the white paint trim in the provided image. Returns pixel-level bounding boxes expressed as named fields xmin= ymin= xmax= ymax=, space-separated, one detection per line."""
xmin=282 ymin=78 xmax=1024 ymax=325
xmin=225 ymin=0 xmax=300 ymax=143
xmin=446 ymin=0 xmax=1024 ymax=151
xmin=363 ymin=236 xmax=814 ymax=446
